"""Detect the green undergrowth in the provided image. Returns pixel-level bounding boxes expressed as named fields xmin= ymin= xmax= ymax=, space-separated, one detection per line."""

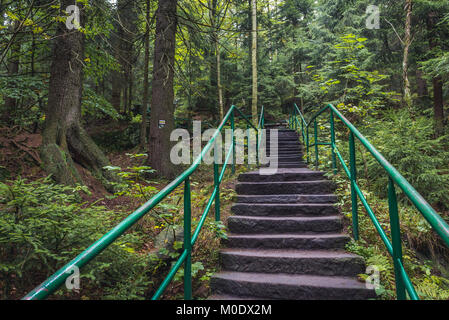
xmin=0 ymin=153 xmax=245 ymax=300
xmin=305 ymin=108 xmax=449 ymax=300
xmin=0 ymin=176 xmax=150 ymax=300
xmin=329 ymin=173 xmax=449 ymax=300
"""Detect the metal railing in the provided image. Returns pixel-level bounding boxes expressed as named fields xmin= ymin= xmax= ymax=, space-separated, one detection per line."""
xmin=23 ymin=105 xmax=265 ymax=300
xmin=290 ymin=103 xmax=449 ymax=300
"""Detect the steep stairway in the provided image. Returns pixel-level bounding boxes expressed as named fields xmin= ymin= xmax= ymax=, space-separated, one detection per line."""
xmin=210 ymin=126 xmax=376 ymax=300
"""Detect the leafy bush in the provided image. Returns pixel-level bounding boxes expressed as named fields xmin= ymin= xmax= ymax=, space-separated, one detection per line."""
xmin=0 ymin=177 xmax=150 ymax=299
xmin=331 ymin=174 xmax=449 ymax=300
xmin=363 ymin=109 xmax=449 ymax=209
xmin=82 ymin=87 xmax=121 ymax=120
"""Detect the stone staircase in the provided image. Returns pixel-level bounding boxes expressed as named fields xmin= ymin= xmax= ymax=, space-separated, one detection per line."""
xmin=209 ymin=127 xmax=376 ymax=300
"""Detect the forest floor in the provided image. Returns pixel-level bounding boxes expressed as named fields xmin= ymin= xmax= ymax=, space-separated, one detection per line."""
xmin=0 ymin=123 xmax=242 ymax=300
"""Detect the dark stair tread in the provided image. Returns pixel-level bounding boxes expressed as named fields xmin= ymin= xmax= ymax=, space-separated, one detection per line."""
xmin=228 ymin=215 xmax=343 ymax=234
xmin=212 ymin=271 xmax=375 ymax=293
xmin=229 ymin=215 xmax=341 ymax=221
xmin=232 ymin=203 xmax=337 ymax=208
xmin=221 ymin=248 xmax=362 ymax=259
xmin=225 ymin=233 xmax=350 ymax=250
xmin=227 ymin=233 xmax=349 ymax=240
xmin=236 ymin=194 xmax=337 ymax=204
xmin=220 ymin=250 xmax=365 ymax=276
xmin=236 ymin=180 xmax=334 ymax=187
xmin=231 ymin=203 xmax=338 ymax=217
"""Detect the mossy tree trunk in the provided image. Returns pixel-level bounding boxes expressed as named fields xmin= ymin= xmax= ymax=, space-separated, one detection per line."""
xmin=140 ymin=0 xmax=151 ymax=148
xmin=40 ymin=1 xmax=117 ymax=191
xmin=147 ymin=0 xmax=178 ymax=179
xmin=427 ymin=11 xmax=445 ymax=136
xmin=402 ymin=0 xmax=413 ymax=110
xmin=251 ymin=0 xmax=258 ymax=127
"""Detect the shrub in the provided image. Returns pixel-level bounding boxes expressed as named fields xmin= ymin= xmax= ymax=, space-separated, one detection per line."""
xmin=0 ymin=176 xmax=150 ymax=299
xmin=363 ymin=109 xmax=449 ymax=210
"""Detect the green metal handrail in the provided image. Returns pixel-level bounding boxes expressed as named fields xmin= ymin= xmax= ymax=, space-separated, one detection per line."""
xmin=290 ymin=103 xmax=449 ymax=300
xmin=23 ymin=105 xmax=264 ymax=300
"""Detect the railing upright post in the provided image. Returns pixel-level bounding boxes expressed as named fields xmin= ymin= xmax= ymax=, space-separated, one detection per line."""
xmin=245 ymin=124 xmax=249 ymax=169
xmin=314 ymin=120 xmax=319 ymax=169
xmin=388 ymin=177 xmax=406 ymax=300
xmin=289 ymin=109 xmax=291 ymax=128
xmin=214 ymin=142 xmax=220 ymax=222
xmin=306 ymin=125 xmax=310 ymax=164
xmin=256 ymin=129 xmax=259 ymax=167
xmin=231 ymin=110 xmax=235 ymax=174
xmin=300 ymin=118 xmax=305 ymax=145
xmin=330 ymin=110 xmax=337 ymax=174
xmin=183 ymin=177 xmax=192 ymax=300
xmin=349 ymin=132 xmax=359 ymax=240
xmin=294 ymin=108 xmax=297 ymax=131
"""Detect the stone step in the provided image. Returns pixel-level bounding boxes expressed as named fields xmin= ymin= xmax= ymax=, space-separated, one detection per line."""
xmin=231 ymin=203 xmax=338 ymax=217
xmin=278 ymin=162 xmax=307 ymax=169
xmin=278 ymin=162 xmax=308 ymax=168
xmin=225 ymin=233 xmax=350 ymax=250
xmin=236 ymin=194 xmax=337 ymax=204
xmin=260 ymin=162 xmax=308 ymax=169
xmin=270 ymin=141 xmax=301 ymax=146
xmin=265 ymin=151 xmax=303 ymax=156
xmin=220 ymin=249 xmax=366 ymax=277
xmin=227 ymin=215 xmax=343 ymax=234
xmin=265 ymin=143 xmax=302 ymax=148
xmin=266 ymin=147 xmax=302 ymax=153
xmin=266 ymin=129 xmax=297 ymax=133
xmin=236 ymin=181 xmax=336 ymax=195
xmin=266 ymin=150 xmax=304 ymax=155
xmin=266 ymin=137 xmax=300 ymax=142
xmin=210 ymin=272 xmax=376 ymax=300
xmin=267 ymin=155 xmax=304 ymax=160
xmin=265 ymin=126 xmax=293 ymax=128
xmin=265 ymin=137 xmax=299 ymax=142
xmin=265 ymin=150 xmax=303 ymax=156
xmin=238 ymin=169 xmax=325 ymax=182
xmin=275 ymin=157 xmax=303 ymax=163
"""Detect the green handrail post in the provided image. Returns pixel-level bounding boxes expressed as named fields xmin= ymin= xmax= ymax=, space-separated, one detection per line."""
xmin=300 ymin=118 xmax=305 ymax=145
xmin=314 ymin=120 xmax=319 ymax=169
xmin=257 ymin=106 xmax=264 ymax=167
xmin=306 ymin=125 xmax=310 ymax=164
xmin=245 ymin=124 xmax=249 ymax=169
xmin=330 ymin=110 xmax=337 ymax=174
xmin=294 ymin=108 xmax=297 ymax=131
xmin=231 ymin=110 xmax=235 ymax=174
xmin=287 ymin=103 xmax=449 ymax=300
xmin=256 ymin=129 xmax=259 ymax=167
xmin=183 ymin=177 xmax=192 ymax=300
xmin=214 ymin=149 xmax=220 ymax=222
xmin=349 ymin=132 xmax=359 ymax=240
xmin=388 ymin=177 xmax=406 ymax=300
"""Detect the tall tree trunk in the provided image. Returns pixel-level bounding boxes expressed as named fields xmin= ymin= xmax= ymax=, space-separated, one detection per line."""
xmin=402 ymin=0 xmax=412 ymax=110
xmin=111 ymin=33 xmax=122 ymax=112
xmin=427 ymin=11 xmax=444 ymax=136
xmin=416 ymin=69 xmax=428 ymax=98
xmin=147 ymin=0 xmax=178 ymax=178
xmin=251 ymin=0 xmax=258 ymax=126
xmin=216 ymin=38 xmax=224 ymax=121
xmin=209 ymin=0 xmax=224 ymax=120
xmin=41 ymin=1 xmax=117 ymax=190
xmin=432 ymin=76 xmax=444 ymax=134
xmin=140 ymin=0 xmax=151 ymax=148
xmin=110 ymin=0 xmax=137 ymax=114
xmin=2 ymin=20 xmax=21 ymax=125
